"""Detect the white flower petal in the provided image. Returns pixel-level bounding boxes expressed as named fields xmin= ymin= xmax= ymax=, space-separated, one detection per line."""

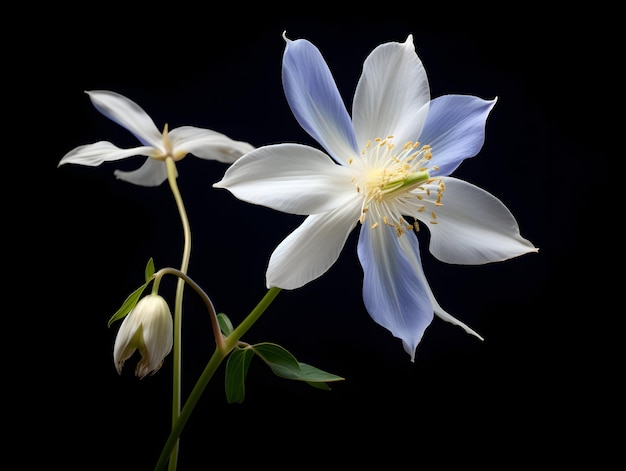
xmin=114 ymin=295 xmax=173 ymax=378
xmin=58 ymin=141 xmax=153 ymax=167
xmin=353 ymin=34 xmax=430 ymax=147
xmin=86 ymin=90 xmax=163 ymax=148
xmin=399 ymin=231 xmax=484 ymax=340
xmin=140 ymin=300 xmax=173 ymax=376
xmin=422 ymin=177 xmax=538 ymax=264
xmin=267 ymin=197 xmax=362 ymax=289
xmin=433 ymin=304 xmax=484 ymax=341
xmin=282 ymin=34 xmax=360 ymax=165
xmin=168 ymin=126 xmax=254 ymax=163
xmin=214 ymin=143 xmax=355 ymax=215
xmin=114 ymin=158 xmax=170 ymax=187
xmin=419 ymin=95 xmax=497 ymax=177
xmin=113 ymin=311 xmax=143 ymax=374
xmin=357 ymin=223 xmax=433 ymax=361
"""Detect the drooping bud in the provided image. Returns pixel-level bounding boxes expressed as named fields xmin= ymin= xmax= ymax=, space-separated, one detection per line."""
xmin=113 ymin=294 xmax=173 ymax=378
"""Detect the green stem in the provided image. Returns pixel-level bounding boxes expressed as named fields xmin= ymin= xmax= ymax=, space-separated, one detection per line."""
xmin=154 ymin=287 xmax=282 ymax=471
xmin=165 ymin=157 xmax=191 ymax=471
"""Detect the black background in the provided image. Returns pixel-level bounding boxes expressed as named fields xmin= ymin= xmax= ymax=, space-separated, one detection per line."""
xmin=15 ymin=6 xmax=608 ymax=470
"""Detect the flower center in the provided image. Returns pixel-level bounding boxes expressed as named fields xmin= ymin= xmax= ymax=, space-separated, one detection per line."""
xmin=150 ymin=124 xmax=188 ymax=161
xmin=353 ymin=136 xmax=445 ymax=236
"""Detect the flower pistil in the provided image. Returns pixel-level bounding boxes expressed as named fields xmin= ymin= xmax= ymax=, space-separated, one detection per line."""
xmin=355 ymin=136 xmax=442 ymax=236
xmin=148 ymin=124 xmax=188 ymax=162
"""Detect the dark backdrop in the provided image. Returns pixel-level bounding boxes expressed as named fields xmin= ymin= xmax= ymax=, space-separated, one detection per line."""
xmin=16 ymin=6 xmax=607 ymax=470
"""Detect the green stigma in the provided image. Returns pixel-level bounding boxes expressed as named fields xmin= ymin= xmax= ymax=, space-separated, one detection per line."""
xmin=382 ymin=170 xmax=430 ymax=195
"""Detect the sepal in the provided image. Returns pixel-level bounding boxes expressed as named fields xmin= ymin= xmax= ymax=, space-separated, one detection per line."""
xmin=107 ymin=258 xmax=155 ymax=327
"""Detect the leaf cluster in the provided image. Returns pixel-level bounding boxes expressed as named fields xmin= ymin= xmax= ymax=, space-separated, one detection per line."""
xmin=219 ymin=313 xmax=344 ymax=403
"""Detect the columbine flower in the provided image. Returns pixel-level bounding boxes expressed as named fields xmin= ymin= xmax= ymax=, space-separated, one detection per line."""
xmin=113 ymin=294 xmax=173 ymax=378
xmin=58 ymin=90 xmax=254 ymax=186
xmin=214 ymin=33 xmax=538 ymax=361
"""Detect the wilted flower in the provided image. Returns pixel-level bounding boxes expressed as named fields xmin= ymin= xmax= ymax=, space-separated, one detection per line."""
xmin=215 ymin=33 xmax=538 ymax=360
xmin=58 ymin=90 xmax=254 ymax=186
xmin=113 ymin=294 xmax=173 ymax=378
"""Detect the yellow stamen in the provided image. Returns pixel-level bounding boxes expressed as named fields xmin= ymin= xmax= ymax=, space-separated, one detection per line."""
xmin=355 ymin=136 xmax=445 ymax=237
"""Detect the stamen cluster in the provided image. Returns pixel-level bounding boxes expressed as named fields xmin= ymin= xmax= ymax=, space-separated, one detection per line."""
xmin=352 ymin=136 xmax=445 ymax=236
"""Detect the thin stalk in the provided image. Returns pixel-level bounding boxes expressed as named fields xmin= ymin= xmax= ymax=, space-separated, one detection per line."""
xmin=154 ymin=287 xmax=282 ymax=471
xmin=165 ymin=157 xmax=191 ymax=471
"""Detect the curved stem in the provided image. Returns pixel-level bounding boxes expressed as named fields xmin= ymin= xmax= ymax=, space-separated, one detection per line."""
xmin=165 ymin=157 xmax=191 ymax=471
xmin=154 ymin=267 xmax=226 ymax=351
xmin=154 ymin=287 xmax=282 ymax=471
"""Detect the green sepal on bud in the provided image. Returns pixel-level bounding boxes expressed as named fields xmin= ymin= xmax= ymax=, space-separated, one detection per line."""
xmin=144 ymin=257 xmax=155 ymax=281
xmin=107 ymin=258 xmax=155 ymax=328
xmin=225 ymin=342 xmax=344 ymax=403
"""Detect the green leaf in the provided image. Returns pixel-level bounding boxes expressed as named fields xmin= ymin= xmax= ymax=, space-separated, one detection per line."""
xmin=297 ymin=362 xmax=344 ymax=383
xmin=251 ymin=343 xmax=300 ymax=378
xmin=306 ymin=380 xmax=332 ymax=391
xmin=225 ymin=347 xmax=255 ymax=403
xmin=252 ymin=343 xmax=344 ymax=386
xmin=107 ymin=282 xmax=149 ymax=328
xmin=144 ymin=257 xmax=155 ymax=282
xmin=217 ymin=313 xmax=234 ymax=336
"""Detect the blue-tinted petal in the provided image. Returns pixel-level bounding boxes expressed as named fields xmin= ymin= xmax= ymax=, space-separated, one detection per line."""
xmin=357 ymin=224 xmax=434 ymax=361
xmin=419 ymin=95 xmax=497 ymax=177
xmin=282 ymin=34 xmax=359 ymax=165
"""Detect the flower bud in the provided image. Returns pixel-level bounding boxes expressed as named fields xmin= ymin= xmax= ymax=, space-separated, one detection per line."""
xmin=113 ymin=294 xmax=173 ymax=378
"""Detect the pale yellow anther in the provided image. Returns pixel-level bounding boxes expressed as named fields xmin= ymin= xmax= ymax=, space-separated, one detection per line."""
xmin=354 ymin=136 xmax=445 ymax=237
